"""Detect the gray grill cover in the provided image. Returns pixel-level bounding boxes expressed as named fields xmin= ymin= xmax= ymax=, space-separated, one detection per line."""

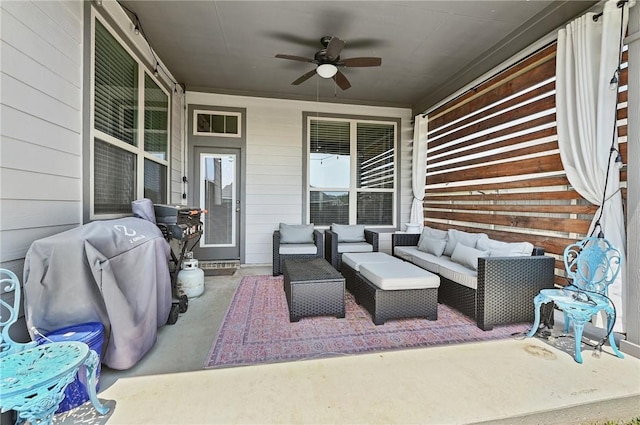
xmin=23 ymin=217 xmax=172 ymax=370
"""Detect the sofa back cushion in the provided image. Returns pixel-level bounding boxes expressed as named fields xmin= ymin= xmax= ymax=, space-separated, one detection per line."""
xmin=476 ymin=238 xmax=534 ymax=257
xmin=279 ymin=223 xmax=314 ymax=244
xmin=450 ymin=243 xmax=490 ymax=271
xmin=417 ymin=226 xmax=448 ymax=248
xmin=417 ymin=236 xmax=447 ymax=257
xmin=444 ymin=229 xmax=488 ymax=257
xmin=331 ymin=224 xmax=366 ymax=243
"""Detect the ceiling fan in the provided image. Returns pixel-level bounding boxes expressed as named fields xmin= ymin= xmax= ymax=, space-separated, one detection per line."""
xmin=275 ymin=36 xmax=382 ymax=90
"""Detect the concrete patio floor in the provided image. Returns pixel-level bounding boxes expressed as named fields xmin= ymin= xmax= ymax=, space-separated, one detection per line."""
xmin=54 ymin=265 xmax=640 ymax=425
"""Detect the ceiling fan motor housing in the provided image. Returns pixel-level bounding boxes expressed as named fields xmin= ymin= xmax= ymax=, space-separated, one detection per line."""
xmin=315 ymin=50 xmax=339 ymax=64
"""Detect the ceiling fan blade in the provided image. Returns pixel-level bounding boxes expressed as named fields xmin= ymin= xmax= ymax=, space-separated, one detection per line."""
xmin=275 ymin=54 xmax=315 ymax=63
xmin=292 ymin=69 xmax=317 ymax=85
xmin=325 ymin=37 xmax=345 ymax=61
xmin=333 ymin=70 xmax=351 ymax=90
xmin=340 ymin=57 xmax=382 ymax=67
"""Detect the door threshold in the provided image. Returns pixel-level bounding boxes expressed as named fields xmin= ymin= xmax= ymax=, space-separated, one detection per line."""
xmin=199 ymin=260 xmax=240 ymax=276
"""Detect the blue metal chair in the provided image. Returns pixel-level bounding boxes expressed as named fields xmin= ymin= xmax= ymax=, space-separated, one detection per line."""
xmin=527 ymin=237 xmax=624 ymax=363
xmin=0 ymin=269 xmax=109 ymax=424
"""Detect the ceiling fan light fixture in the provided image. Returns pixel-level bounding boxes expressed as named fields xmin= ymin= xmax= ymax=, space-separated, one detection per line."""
xmin=317 ymin=63 xmax=338 ymax=79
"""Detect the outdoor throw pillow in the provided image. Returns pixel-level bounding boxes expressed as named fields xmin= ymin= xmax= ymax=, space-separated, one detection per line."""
xmin=417 ymin=226 xmax=448 ymax=248
xmin=331 ymin=224 xmax=366 ymax=243
xmin=450 ymin=243 xmax=490 ymax=271
xmin=279 ymin=223 xmax=314 ymax=244
xmin=417 ymin=236 xmax=447 ymax=257
xmin=476 ymin=238 xmax=534 ymax=257
xmin=444 ymin=229 xmax=488 ymax=257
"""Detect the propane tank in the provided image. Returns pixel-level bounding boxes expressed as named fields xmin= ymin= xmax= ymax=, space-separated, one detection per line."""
xmin=177 ymin=253 xmax=205 ymax=298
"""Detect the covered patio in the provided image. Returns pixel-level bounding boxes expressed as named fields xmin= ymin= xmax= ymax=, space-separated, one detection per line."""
xmin=1 ymin=0 xmax=640 ymax=423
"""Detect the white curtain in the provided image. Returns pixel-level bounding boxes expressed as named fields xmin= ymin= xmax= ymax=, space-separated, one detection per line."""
xmin=556 ymin=0 xmax=635 ymax=331
xmin=409 ymin=114 xmax=428 ymax=232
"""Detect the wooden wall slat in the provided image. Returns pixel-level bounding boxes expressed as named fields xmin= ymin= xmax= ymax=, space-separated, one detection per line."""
xmin=429 ymin=74 xmax=555 ymax=137
xmin=427 ymin=153 xmax=563 ymax=185
xmin=428 ymin=113 xmax=556 ymax=155
xmin=428 ymin=96 xmax=555 ymax=150
xmin=426 ymin=210 xmax=591 ymax=233
xmin=425 ymin=203 xmax=598 ymax=214
xmin=427 ymin=126 xmax=556 ymax=166
xmin=425 ymin=190 xmax=584 ymax=202
xmin=428 ymin=141 xmax=558 ymax=173
xmin=425 ymin=175 xmax=569 ymax=192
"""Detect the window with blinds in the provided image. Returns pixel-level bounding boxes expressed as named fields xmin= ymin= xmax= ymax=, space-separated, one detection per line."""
xmin=424 ymin=41 xmax=628 ymax=285
xmin=91 ymin=18 xmax=169 ymax=217
xmin=308 ymin=118 xmax=396 ymax=226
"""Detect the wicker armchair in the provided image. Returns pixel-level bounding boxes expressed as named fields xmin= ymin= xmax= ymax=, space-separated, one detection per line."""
xmin=272 ymin=229 xmax=324 ymax=276
xmin=325 ymin=228 xmax=379 ymax=271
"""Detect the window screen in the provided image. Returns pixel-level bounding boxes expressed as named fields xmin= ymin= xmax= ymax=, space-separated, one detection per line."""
xmin=94 ymin=20 xmax=138 ymax=145
xmin=308 ymin=118 xmax=396 ymax=227
xmin=94 ymin=139 xmax=136 ymax=214
xmin=144 ymin=74 xmax=168 ymax=160
xmin=144 ymin=159 xmax=167 ymax=204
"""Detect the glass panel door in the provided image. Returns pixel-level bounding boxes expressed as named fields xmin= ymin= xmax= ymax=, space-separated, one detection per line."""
xmin=200 ymin=153 xmax=236 ymax=248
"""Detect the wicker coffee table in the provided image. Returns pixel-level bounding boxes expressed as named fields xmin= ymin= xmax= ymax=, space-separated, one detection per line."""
xmin=282 ymin=257 xmax=345 ymax=322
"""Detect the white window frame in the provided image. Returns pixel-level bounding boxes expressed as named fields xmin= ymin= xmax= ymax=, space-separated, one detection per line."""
xmin=193 ymin=110 xmax=242 ymax=138
xmin=306 ymin=116 xmax=397 ymax=228
xmin=89 ymin=12 xmax=170 ymax=220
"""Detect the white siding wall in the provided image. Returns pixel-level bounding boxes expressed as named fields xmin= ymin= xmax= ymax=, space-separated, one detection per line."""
xmin=186 ymin=92 xmax=413 ymax=264
xmin=0 ymin=0 xmax=84 ymax=276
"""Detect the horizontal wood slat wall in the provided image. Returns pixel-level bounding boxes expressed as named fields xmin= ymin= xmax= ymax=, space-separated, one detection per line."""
xmin=425 ymin=41 xmax=628 ymax=285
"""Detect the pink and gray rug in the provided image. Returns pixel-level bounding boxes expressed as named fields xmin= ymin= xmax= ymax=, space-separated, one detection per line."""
xmin=205 ymin=275 xmax=530 ymax=368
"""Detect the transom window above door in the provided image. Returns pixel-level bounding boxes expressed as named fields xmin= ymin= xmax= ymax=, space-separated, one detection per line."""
xmin=194 ymin=111 xmax=241 ymax=137
xmin=306 ymin=116 xmax=397 ymax=227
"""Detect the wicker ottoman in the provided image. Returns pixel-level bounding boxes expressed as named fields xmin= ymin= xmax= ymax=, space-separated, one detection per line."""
xmin=282 ymin=257 xmax=346 ymax=322
xmin=342 ymin=254 xmax=440 ymax=325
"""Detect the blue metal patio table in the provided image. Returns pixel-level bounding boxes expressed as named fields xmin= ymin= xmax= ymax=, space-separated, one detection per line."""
xmin=0 ymin=341 xmax=109 ymax=425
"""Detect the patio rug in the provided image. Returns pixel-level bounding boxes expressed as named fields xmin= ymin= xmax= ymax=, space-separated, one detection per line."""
xmin=205 ymin=275 xmax=530 ymax=368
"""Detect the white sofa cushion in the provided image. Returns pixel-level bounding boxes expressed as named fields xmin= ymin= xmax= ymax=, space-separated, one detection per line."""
xmin=417 ymin=226 xmax=448 ymax=248
xmin=341 ymin=252 xmax=401 ymax=271
xmin=337 ymin=242 xmax=374 ymax=253
xmin=444 ymin=229 xmax=488 ymax=257
xmin=450 ymin=243 xmax=490 ymax=271
xmin=279 ymin=223 xmax=314 ymax=244
xmin=279 ymin=243 xmax=317 ymax=255
xmin=439 ymin=261 xmax=478 ymax=290
xmin=404 ymin=248 xmax=441 ymax=273
xmin=417 ymin=236 xmax=447 ymax=257
xmin=360 ymin=262 xmax=440 ymax=290
xmin=476 ymin=238 xmax=534 ymax=257
xmin=331 ymin=224 xmax=366 ymax=242
xmin=394 ymin=246 xmax=416 ymax=261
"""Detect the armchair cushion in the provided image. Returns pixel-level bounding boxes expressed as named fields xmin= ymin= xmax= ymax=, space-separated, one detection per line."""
xmin=279 ymin=223 xmax=314 ymax=244
xmin=337 ymin=242 xmax=374 ymax=254
xmin=331 ymin=224 xmax=366 ymax=243
xmin=476 ymin=238 xmax=534 ymax=257
xmin=450 ymin=243 xmax=489 ymax=271
xmin=279 ymin=243 xmax=318 ymax=255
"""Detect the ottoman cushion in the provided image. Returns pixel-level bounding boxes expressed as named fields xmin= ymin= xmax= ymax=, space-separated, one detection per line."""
xmin=359 ymin=262 xmax=440 ymax=291
xmin=341 ymin=252 xmax=402 ymax=271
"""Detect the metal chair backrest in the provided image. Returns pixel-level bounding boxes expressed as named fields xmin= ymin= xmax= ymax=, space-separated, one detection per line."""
xmin=563 ymin=237 xmax=621 ymax=296
xmin=0 ymin=269 xmax=36 ymax=357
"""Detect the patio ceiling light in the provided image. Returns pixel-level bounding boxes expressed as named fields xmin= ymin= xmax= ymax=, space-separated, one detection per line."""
xmin=317 ymin=64 xmax=338 ymax=79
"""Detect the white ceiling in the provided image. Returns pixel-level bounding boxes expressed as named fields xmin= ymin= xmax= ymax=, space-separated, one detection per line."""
xmin=119 ymin=0 xmax=597 ymax=113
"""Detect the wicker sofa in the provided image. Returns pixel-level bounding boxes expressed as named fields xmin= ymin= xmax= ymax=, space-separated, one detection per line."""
xmin=391 ymin=228 xmax=555 ymax=330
